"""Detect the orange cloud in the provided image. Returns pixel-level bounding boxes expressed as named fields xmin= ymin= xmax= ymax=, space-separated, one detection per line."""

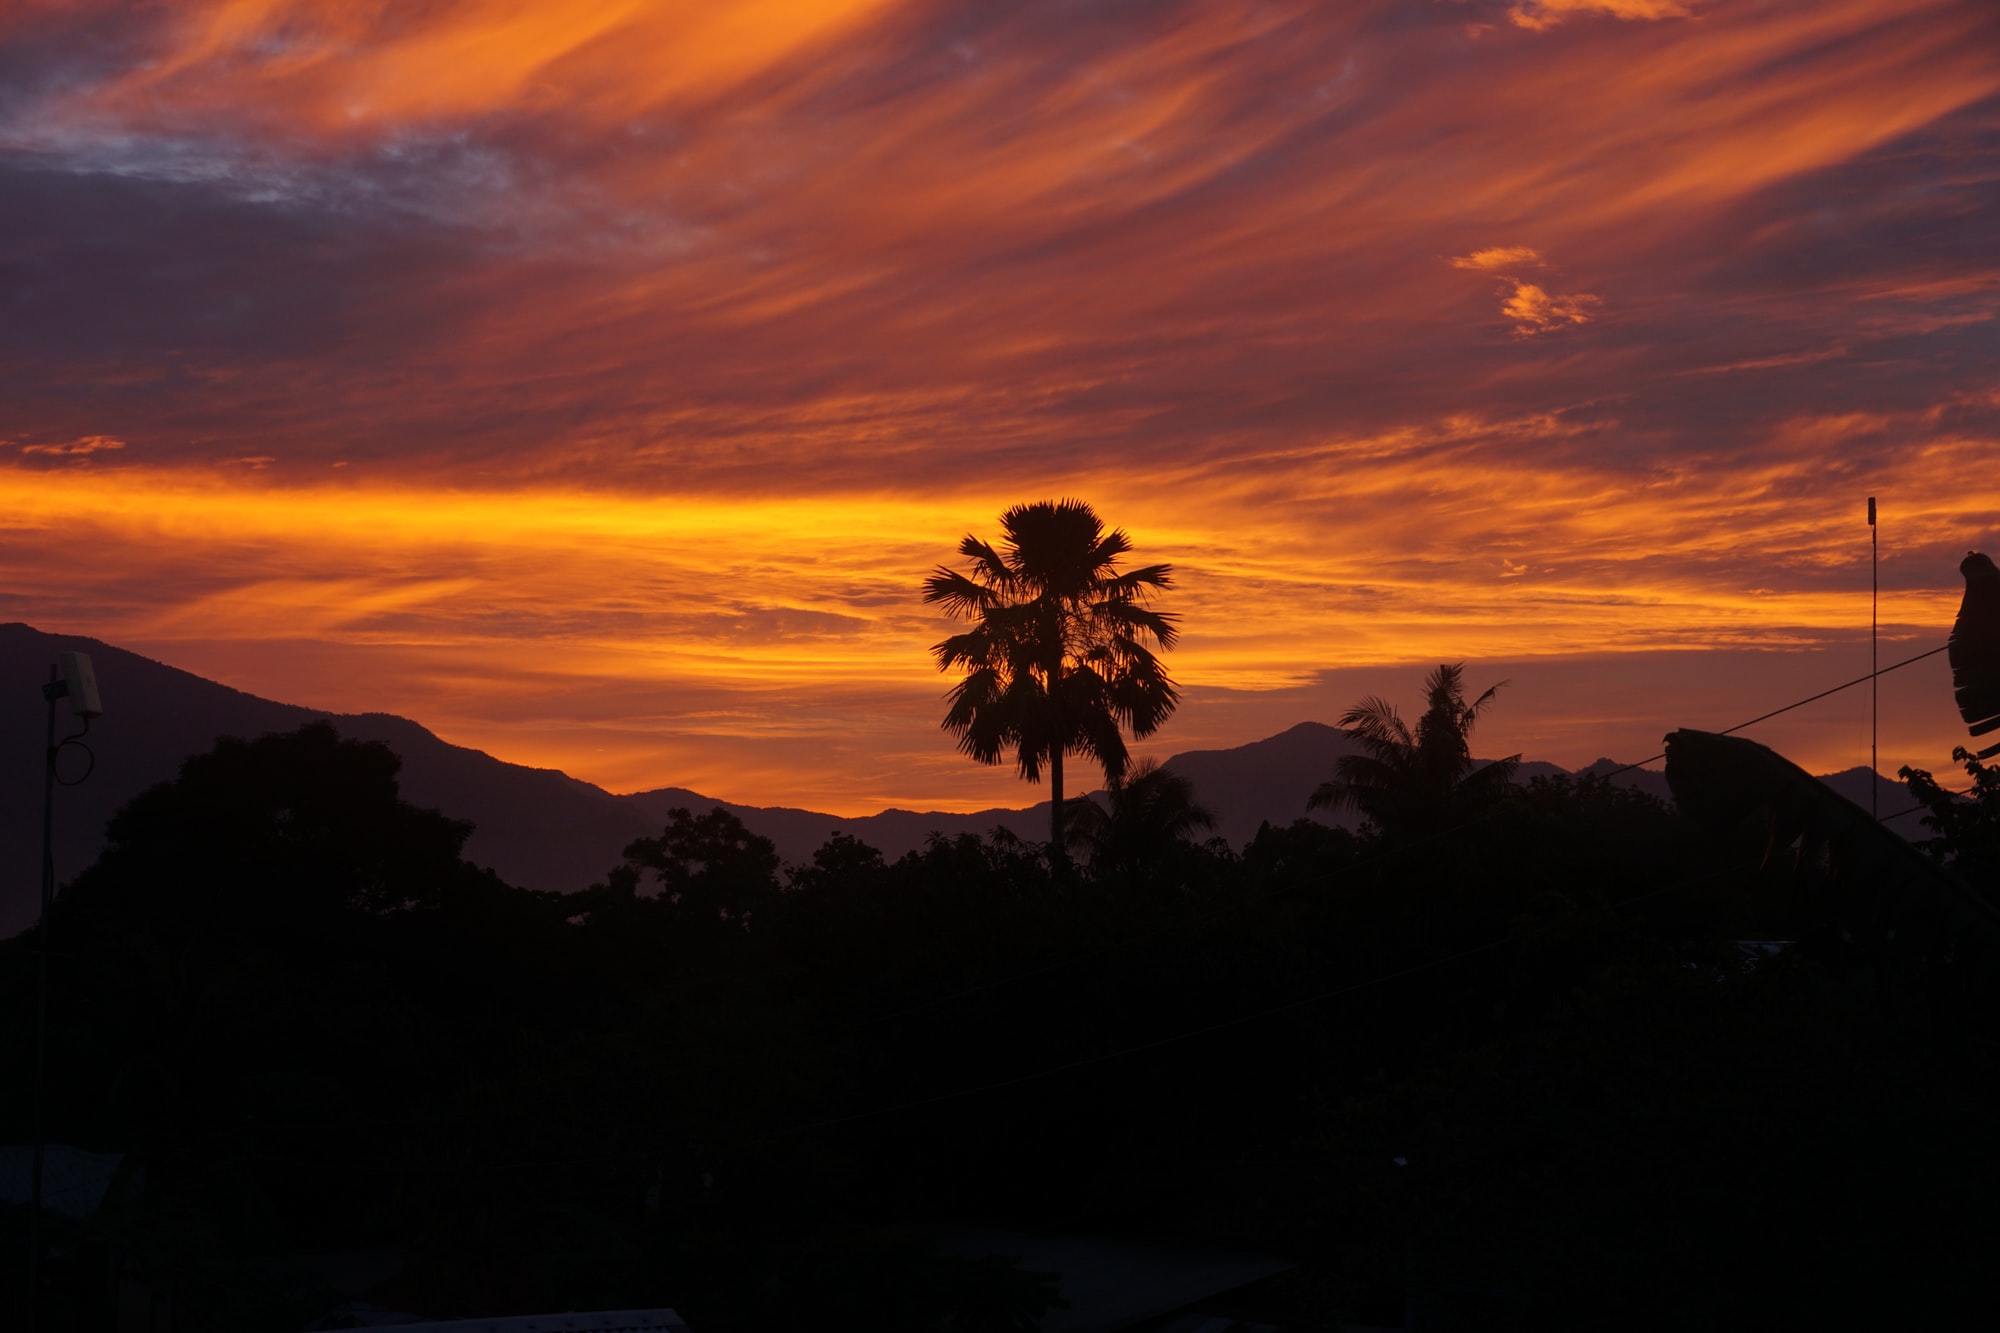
xmin=1500 ymin=282 xmax=1601 ymax=335
xmin=1508 ymin=0 xmax=1694 ymax=30
xmin=17 ymin=435 xmax=126 ymax=458
xmin=1452 ymin=249 xmax=1600 ymax=335
xmin=1451 ymin=246 xmax=1546 ymax=272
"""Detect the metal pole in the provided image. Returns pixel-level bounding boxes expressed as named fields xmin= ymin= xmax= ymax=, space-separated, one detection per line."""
xmin=27 ymin=664 xmax=58 ymax=1333
xmin=1868 ymin=497 xmax=1877 ymax=821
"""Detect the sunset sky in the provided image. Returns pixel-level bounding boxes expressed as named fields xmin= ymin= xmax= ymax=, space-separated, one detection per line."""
xmin=2 ymin=0 xmax=1996 ymax=815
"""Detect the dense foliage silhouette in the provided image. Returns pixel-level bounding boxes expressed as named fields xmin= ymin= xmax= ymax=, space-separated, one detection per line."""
xmin=1902 ymin=748 xmax=2000 ymax=885
xmin=1064 ymin=757 xmax=1215 ymax=889
xmin=6 ymin=723 xmax=2000 ymax=1329
xmin=924 ymin=499 xmax=1179 ymax=866
xmin=1310 ymin=662 xmax=1520 ymax=838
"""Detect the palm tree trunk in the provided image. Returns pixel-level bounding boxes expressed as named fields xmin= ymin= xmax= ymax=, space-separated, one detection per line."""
xmin=1047 ymin=659 xmax=1069 ymax=875
xmin=1050 ymin=742 xmax=1066 ymax=872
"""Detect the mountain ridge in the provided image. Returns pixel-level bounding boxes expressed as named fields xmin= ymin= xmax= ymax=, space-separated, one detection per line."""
xmin=0 ymin=623 xmax=1925 ymax=938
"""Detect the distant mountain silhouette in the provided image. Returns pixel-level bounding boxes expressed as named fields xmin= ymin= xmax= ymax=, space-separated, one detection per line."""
xmin=0 ymin=623 xmax=1065 ymax=936
xmin=0 ymin=623 xmax=1930 ymax=938
xmin=0 ymin=624 xmax=653 ymax=937
xmin=1145 ymin=724 xmax=1664 ymax=847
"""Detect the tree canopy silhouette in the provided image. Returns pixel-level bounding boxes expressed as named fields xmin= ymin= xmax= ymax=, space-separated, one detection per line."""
xmin=607 ymin=804 xmax=781 ymax=932
xmin=59 ymin=720 xmax=477 ymax=935
xmin=1310 ymin=662 xmax=1519 ymax=838
xmin=1068 ymin=757 xmax=1214 ymax=885
xmin=923 ymin=498 xmax=1180 ymax=862
xmin=17 ymin=700 xmax=1991 ymax=1330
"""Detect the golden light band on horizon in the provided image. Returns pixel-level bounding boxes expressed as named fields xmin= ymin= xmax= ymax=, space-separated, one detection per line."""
xmin=2 ymin=450 xmax=1986 ymax=811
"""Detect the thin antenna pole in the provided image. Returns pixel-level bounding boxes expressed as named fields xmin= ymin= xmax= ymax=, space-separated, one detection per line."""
xmin=27 ymin=665 xmax=56 ymax=1333
xmin=1868 ymin=496 xmax=1877 ymax=820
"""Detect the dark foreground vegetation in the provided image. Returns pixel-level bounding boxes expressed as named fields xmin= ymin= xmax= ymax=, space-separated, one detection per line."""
xmin=7 ymin=723 xmax=2000 ymax=1330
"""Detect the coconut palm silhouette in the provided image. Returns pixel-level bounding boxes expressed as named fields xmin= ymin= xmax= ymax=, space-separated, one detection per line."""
xmin=923 ymin=498 xmax=1179 ymax=866
xmin=1310 ymin=662 xmax=1519 ymax=838
xmin=1067 ymin=757 xmax=1215 ymax=883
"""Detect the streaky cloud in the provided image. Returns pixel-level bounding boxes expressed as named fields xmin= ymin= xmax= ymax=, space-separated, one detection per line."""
xmin=0 ymin=0 xmax=1994 ymax=806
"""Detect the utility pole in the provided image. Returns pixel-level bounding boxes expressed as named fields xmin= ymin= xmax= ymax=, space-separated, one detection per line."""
xmin=26 ymin=652 xmax=101 ymax=1333
xmin=1869 ymin=496 xmax=1878 ymax=821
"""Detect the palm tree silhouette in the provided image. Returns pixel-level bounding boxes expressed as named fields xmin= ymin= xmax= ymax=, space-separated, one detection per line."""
xmin=1309 ymin=663 xmax=1519 ymax=838
xmin=1067 ymin=757 xmax=1215 ymax=883
xmin=923 ymin=499 xmax=1180 ymax=866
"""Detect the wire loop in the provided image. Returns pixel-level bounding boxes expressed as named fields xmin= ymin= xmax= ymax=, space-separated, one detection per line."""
xmin=54 ymin=717 xmax=95 ymax=787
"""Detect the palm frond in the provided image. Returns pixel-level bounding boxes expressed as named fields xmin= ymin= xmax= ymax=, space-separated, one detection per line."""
xmin=1315 ymin=665 xmax=1514 ymax=835
xmin=1103 ymin=562 xmax=1173 ymax=595
xmin=925 ymin=498 xmax=1180 ymax=810
xmin=957 ymin=536 xmax=1015 ymax=587
xmin=1088 ymin=599 xmax=1179 ymax=648
xmin=1306 ymin=778 xmax=1348 ymax=812
xmin=1459 ymin=680 xmax=1509 ymax=736
xmin=1453 ymin=754 xmax=1521 ymax=807
xmin=1339 ymin=698 xmax=1414 ymax=758
xmin=923 ymin=567 xmax=1001 ymax=617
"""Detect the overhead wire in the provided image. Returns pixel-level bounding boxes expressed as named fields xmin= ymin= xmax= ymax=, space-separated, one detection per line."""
xmin=1595 ymin=641 xmax=1951 ymax=779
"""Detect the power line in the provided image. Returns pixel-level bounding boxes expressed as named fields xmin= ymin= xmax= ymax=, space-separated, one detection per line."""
xmin=1599 ymin=642 xmax=1950 ymax=779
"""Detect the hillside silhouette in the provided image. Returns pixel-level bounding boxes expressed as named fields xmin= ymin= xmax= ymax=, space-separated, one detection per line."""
xmin=5 ymin=623 xmax=1928 ymax=940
